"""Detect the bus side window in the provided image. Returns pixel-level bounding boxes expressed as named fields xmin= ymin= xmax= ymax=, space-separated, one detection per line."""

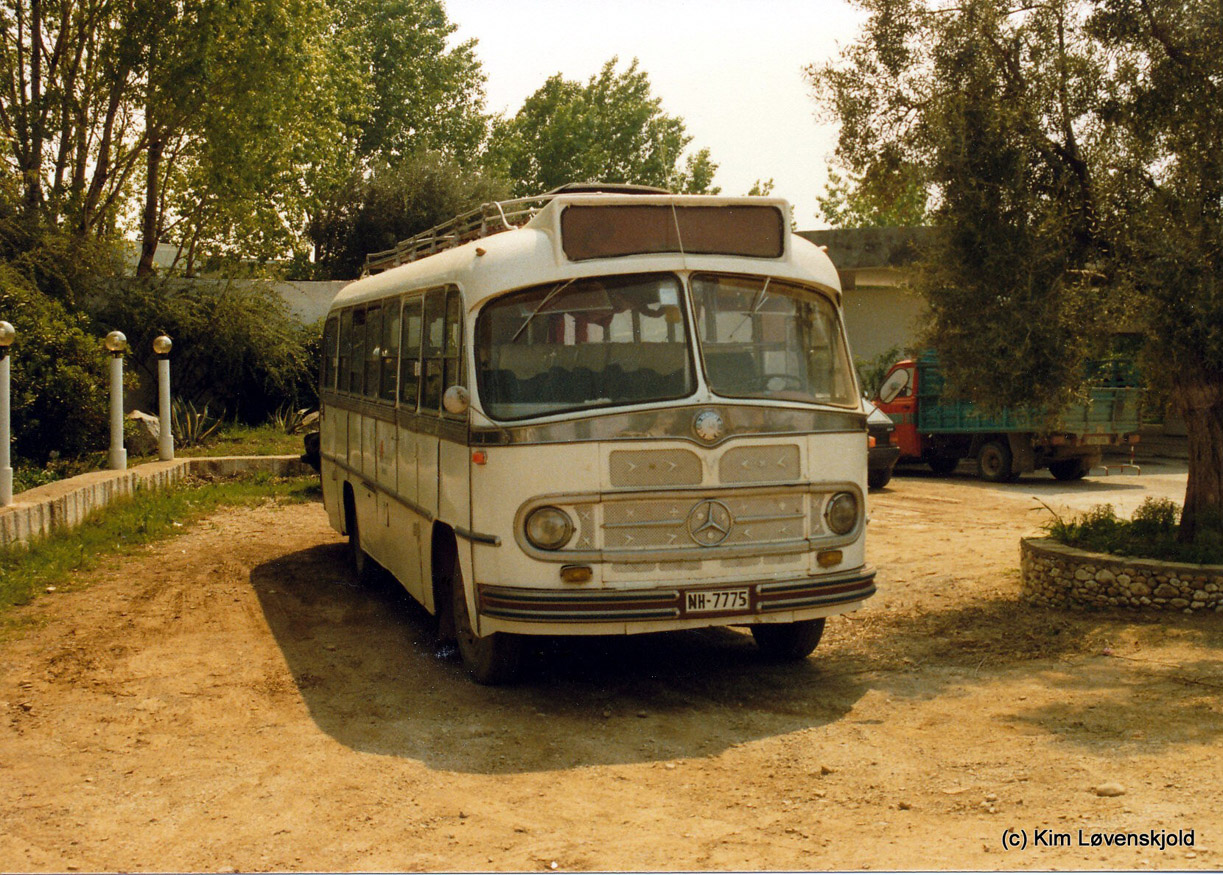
xmin=400 ymin=298 xmax=422 ymax=409
xmin=443 ymin=288 xmax=464 ymax=414
xmin=322 ymin=316 xmax=339 ymax=390
xmin=379 ymin=300 xmax=400 ymax=403
xmin=339 ymin=308 xmax=354 ymax=394
xmin=422 ymin=289 xmax=446 ymax=411
xmin=363 ymin=304 xmax=382 ymax=399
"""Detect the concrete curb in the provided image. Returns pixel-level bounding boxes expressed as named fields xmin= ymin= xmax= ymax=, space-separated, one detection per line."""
xmin=0 ymin=455 xmax=313 ymax=549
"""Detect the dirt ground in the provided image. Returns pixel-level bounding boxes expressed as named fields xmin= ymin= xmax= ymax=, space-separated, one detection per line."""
xmin=1 ymin=466 xmax=1220 ymax=872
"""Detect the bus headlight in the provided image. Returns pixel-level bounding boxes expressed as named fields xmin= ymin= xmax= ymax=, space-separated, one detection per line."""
xmin=825 ymin=492 xmax=859 ymax=536
xmin=525 ymin=506 xmax=574 ymax=550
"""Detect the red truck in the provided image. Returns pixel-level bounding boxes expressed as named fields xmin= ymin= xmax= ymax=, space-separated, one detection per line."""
xmin=875 ymin=354 xmax=1141 ymax=482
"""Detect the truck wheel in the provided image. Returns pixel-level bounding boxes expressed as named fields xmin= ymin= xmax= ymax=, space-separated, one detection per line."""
xmin=1049 ymin=458 xmax=1092 ymax=481
xmin=977 ymin=440 xmax=1018 ymax=483
xmin=927 ymin=455 xmax=960 ymax=475
xmin=751 ymin=618 xmax=825 ymax=661
xmin=452 ymin=562 xmax=522 ymax=685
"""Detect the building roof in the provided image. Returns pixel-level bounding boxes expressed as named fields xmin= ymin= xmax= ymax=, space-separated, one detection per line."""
xmin=796 ymin=227 xmax=934 ymax=271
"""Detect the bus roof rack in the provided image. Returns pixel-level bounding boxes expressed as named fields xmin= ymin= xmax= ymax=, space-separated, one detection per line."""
xmin=362 ymin=183 xmax=672 ymax=275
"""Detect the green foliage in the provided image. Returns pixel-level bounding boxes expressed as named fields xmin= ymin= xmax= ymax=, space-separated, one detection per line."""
xmin=485 ymin=57 xmax=718 ymax=197
xmin=0 ymin=475 xmax=318 ymax=613
xmin=855 ymin=345 xmax=906 ymax=398
xmin=87 ymin=279 xmax=321 ymax=423
xmin=171 ymin=400 xmax=223 ymax=448
xmin=1043 ymin=498 xmax=1223 ymax=565
xmin=817 ymin=162 xmax=928 ymax=229
xmin=308 ymin=152 xmax=511 ymax=280
xmin=0 ymin=263 xmax=110 ymax=464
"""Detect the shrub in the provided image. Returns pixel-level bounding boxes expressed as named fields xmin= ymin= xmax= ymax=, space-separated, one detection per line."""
xmin=0 ymin=264 xmax=110 ymax=464
xmin=1043 ymin=499 xmax=1223 ymax=565
xmin=87 ymin=278 xmax=321 ymax=424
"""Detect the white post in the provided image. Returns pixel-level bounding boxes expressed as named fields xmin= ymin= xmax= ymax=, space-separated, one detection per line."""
xmin=105 ymin=330 xmax=127 ymax=470
xmin=0 ymin=321 xmax=13 ymax=507
xmin=154 ymin=335 xmax=174 ymax=461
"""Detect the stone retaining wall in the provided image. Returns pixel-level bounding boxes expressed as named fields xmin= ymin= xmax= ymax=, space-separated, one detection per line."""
xmin=0 ymin=455 xmax=312 ymax=548
xmin=1021 ymin=537 xmax=1223 ymax=613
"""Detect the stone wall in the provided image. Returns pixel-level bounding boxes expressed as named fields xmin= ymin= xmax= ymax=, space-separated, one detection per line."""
xmin=0 ymin=456 xmax=312 ymax=548
xmin=1020 ymin=537 xmax=1223 ymax=614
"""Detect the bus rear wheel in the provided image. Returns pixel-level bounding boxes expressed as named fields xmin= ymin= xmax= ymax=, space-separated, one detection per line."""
xmin=751 ymin=618 xmax=826 ymax=661
xmin=451 ymin=564 xmax=522 ymax=685
xmin=343 ymin=488 xmax=373 ymax=583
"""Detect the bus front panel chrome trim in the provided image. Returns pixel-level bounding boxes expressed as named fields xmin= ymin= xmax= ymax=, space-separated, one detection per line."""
xmin=477 ymin=568 xmax=876 ymax=623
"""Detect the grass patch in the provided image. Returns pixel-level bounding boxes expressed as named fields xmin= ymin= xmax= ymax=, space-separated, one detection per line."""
xmin=1042 ymin=497 xmax=1223 ymax=565
xmin=0 ymin=473 xmax=320 ymax=614
xmin=173 ymin=422 xmax=307 ymax=458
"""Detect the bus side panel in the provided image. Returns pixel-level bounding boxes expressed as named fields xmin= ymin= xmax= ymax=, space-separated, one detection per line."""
xmin=385 ymin=500 xmax=426 ymax=606
xmin=376 ymin=419 xmax=397 ymax=493
xmin=361 ymin=414 xmax=377 ymax=481
xmin=419 ymin=429 xmax=440 ymax=518
xmin=347 ymin=409 xmax=363 ymax=476
xmin=321 ymin=406 xmax=345 ymax=532
xmin=438 ymin=436 xmax=471 ymax=532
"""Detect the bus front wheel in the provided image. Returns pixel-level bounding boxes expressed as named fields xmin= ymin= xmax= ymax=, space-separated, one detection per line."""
xmin=751 ymin=618 xmax=826 ymax=660
xmin=451 ymin=565 xmax=522 ymax=685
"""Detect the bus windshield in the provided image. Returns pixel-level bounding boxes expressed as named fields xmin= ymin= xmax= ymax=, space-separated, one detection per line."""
xmin=475 ymin=273 xmax=695 ymax=420
xmin=692 ymin=273 xmax=857 ymax=407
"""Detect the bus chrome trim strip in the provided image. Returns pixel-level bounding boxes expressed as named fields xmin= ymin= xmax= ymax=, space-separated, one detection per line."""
xmin=455 ymin=527 xmax=501 ymax=546
xmin=470 ymin=404 xmax=865 ymax=447
xmin=477 ymin=568 xmax=876 ymax=623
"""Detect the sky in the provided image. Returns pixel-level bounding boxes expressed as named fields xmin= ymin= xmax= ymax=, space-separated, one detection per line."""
xmin=443 ymin=0 xmax=867 ymax=230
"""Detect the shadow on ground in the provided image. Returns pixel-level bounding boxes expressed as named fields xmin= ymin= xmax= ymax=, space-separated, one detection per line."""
xmin=250 ymin=539 xmax=1223 ymax=772
xmin=250 ymin=544 xmax=869 ymax=773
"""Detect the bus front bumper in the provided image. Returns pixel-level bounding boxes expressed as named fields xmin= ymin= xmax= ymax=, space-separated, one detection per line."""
xmin=476 ymin=567 xmax=876 ymax=635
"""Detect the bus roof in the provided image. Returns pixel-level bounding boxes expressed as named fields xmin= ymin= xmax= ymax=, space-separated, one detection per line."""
xmin=330 ymin=192 xmax=843 ymax=315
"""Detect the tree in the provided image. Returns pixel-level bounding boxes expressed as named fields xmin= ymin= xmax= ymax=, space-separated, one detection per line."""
xmin=486 ymin=57 xmax=719 ymax=197
xmin=816 ymin=161 xmax=927 ymax=228
xmin=308 ymin=152 xmax=510 ymax=280
xmin=812 ymin=0 xmax=1223 ymax=544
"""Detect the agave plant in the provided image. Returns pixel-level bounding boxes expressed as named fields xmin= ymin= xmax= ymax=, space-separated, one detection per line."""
xmin=171 ymin=399 xmax=223 ymax=448
xmin=269 ymin=403 xmax=315 ymax=435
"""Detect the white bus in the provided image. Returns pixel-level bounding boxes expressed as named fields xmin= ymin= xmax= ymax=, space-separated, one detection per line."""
xmin=317 ymin=184 xmax=876 ymax=683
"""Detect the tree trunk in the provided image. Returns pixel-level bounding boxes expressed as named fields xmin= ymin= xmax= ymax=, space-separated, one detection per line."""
xmin=1173 ymin=376 xmax=1223 ymax=544
xmin=136 ymin=135 xmax=164 ymax=277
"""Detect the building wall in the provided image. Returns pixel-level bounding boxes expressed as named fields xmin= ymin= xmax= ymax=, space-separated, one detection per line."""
xmin=842 ymin=283 xmax=925 ymax=363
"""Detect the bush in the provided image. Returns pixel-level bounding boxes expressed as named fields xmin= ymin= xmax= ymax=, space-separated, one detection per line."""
xmin=1043 ymin=498 xmax=1223 ymax=565
xmin=87 ymin=278 xmax=321 ymax=424
xmin=0 ymin=264 xmax=110 ymax=464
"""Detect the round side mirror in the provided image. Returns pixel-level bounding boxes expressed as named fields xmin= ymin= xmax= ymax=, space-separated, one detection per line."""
xmin=443 ymin=385 xmax=471 ymax=415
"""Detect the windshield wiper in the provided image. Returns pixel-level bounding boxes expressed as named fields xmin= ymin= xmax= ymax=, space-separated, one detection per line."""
xmin=511 ymin=278 xmax=576 ymax=343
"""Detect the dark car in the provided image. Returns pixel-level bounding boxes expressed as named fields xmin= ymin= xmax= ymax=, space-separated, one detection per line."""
xmin=866 ymin=400 xmax=901 ymax=489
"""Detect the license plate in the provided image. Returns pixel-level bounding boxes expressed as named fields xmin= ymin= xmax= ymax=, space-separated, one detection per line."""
xmin=684 ymin=587 xmax=750 ymax=614
xmin=1083 ymin=434 xmax=1111 ymax=445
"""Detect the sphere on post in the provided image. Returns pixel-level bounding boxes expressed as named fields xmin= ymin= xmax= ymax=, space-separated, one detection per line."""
xmin=105 ymin=330 xmax=127 ymax=470
xmin=153 ymin=334 xmax=174 ymax=461
xmin=0 ymin=320 xmax=14 ymax=506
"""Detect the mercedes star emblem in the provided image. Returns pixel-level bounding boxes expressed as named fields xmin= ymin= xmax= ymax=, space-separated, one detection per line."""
xmin=687 ymin=498 xmax=734 ymax=546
